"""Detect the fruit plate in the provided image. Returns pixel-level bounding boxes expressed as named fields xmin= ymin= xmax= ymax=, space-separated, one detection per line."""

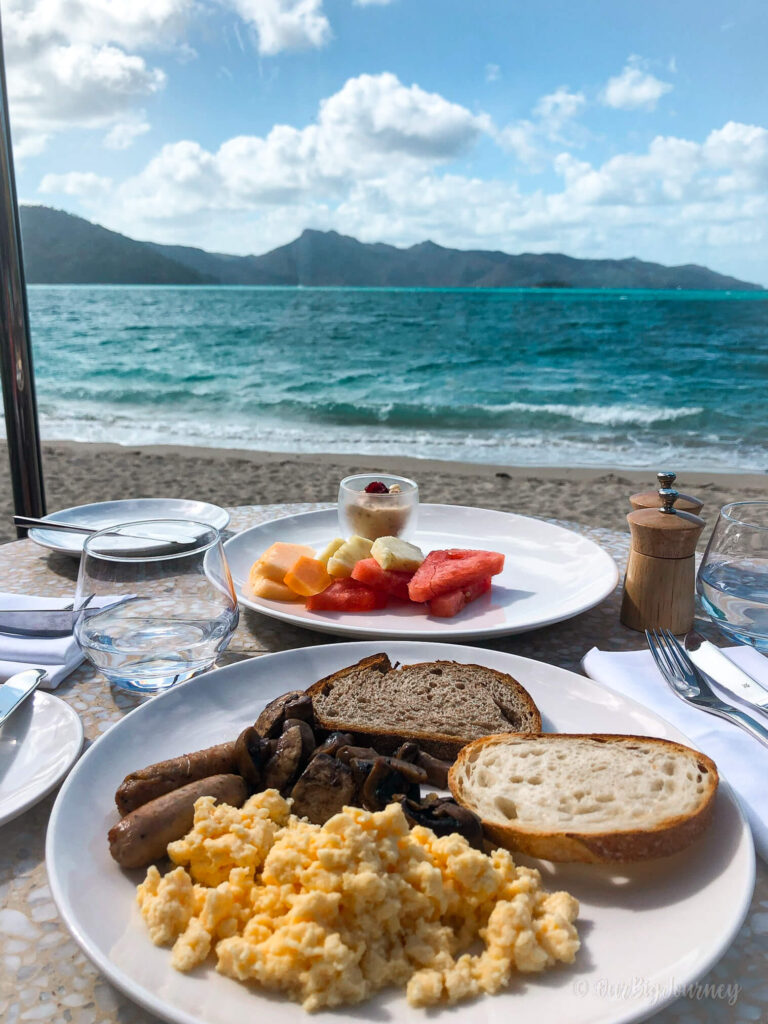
xmin=46 ymin=641 xmax=754 ymax=1024
xmin=223 ymin=503 xmax=619 ymax=639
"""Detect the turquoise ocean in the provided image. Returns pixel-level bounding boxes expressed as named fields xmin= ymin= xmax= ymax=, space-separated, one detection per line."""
xmin=23 ymin=285 xmax=768 ymax=471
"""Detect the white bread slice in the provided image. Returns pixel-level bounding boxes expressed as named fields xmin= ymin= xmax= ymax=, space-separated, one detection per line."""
xmin=449 ymin=733 xmax=718 ymax=863
xmin=307 ymin=653 xmax=541 ymax=759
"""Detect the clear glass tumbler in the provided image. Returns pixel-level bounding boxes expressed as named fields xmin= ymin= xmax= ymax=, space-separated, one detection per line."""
xmin=74 ymin=519 xmax=239 ymax=694
xmin=697 ymin=501 xmax=768 ymax=649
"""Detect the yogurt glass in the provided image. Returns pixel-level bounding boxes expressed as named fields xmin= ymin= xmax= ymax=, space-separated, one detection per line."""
xmin=338 ymin=474 xmax=419 ymax=541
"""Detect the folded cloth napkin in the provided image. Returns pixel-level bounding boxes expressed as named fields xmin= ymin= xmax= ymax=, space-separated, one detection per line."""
xmin=0 ymin=592 xmax=84 ymax=690
xmin=582 ymin=644 xmax=768 ymax=862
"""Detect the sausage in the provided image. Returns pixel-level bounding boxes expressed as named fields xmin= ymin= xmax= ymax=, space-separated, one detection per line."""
xmin=114 ymin=741 xmax=238 ymax=815
xmin=108 ymin=773 xmax=247 ymax=869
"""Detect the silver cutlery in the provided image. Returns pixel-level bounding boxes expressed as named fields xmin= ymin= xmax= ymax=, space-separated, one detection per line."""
xmin=646 ymin=628 xmax=768 ymax=748
xmin=14 ymin=515 xmax=95 ymax=535
xmin=15 ymin=515 xmax=192 ymax=548
xmin=0 ymin=606 xmax=77 ymax=638
xmin=0 ymin=595 xmax=142 ymax=639
xmin=684 ymin=630 xmax=768 ymax=712
xmin=0 ymin=668 xmax=46 ymax=727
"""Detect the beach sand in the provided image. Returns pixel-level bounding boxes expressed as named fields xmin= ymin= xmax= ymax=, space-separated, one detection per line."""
xmin=0 ymin=440 xmax=765 ymax=545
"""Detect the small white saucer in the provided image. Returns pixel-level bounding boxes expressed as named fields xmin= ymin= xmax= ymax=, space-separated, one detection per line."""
xmin=0 ymin=691 xmax=83 ymax=826
xmin=28 ymin=499 xmax=231 ymax=558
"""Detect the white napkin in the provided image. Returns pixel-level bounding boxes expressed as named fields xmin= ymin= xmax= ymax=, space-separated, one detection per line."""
xmin=0 ymin=592 xmax=84 ymax=690
xmin=582 ymin=644 xmax=768 ymax=862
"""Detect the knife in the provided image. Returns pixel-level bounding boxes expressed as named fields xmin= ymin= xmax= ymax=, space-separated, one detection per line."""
xmin=0 ymin=608 xmax=76 ymax=638
xmin=684 ymin=631 xmax=768 ymax=712
xmin=0 ymin=668 xmax=47 ymax=727
xmin=0 ymin=596 xmax=141 ymax=639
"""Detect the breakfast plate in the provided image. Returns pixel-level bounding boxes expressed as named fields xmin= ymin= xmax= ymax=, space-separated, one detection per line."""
xmin=47 ymin=641 xmax=754 ymax=1024
xmin=28 ymin=498 xmax=231 ymax=558
xmin=224 ymin=504 xmax=619 ymax=639
xmin=0 ymin=689 xmax=83 ymax=826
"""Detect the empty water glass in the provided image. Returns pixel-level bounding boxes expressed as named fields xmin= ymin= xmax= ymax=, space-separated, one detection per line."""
xmin=697 ymin=501 xmax=768 ymax=650
xmin=74 ymin=519 xmax=238 ymax=694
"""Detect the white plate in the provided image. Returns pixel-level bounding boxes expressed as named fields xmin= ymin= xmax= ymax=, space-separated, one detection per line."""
xmin=47 ymin=642 xmax=754 ymax=1024
xmin=28 ymin=499 xmax=231 ymax=558
xmin=0 ymin=690 xmax=83 ymax=825
xmin=224 ymin=505 xmax=619 ymax=639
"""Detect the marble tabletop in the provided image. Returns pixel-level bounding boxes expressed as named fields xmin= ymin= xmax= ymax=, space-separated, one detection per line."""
xmin=0 ymin=503 xmax=765 ymax=1024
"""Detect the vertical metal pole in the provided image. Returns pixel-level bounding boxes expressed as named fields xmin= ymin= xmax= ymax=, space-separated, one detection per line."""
xmin=0 ymin=11 xmax=46 ymax=532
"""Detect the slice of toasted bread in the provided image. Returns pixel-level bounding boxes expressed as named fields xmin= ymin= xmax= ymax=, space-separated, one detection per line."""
xmin=449 ymin=733 xmax=718 ymax=862
xmin=306 ymin=653 xmax=541 ymax=759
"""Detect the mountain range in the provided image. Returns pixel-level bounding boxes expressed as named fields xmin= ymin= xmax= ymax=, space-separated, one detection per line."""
xmin=18 ymin=205 xmax=764 ymax=291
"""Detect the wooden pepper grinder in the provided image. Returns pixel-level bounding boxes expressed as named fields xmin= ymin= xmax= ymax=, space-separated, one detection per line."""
xmin=620 ymin=480 xmax=705 ymax=634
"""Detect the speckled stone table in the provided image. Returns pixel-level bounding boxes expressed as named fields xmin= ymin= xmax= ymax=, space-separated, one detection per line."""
xmin=0 ymin=503 xmax=766 ymax=1024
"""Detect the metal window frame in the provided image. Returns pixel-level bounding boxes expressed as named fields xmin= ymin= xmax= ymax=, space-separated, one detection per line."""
xmin=0 ymin=11 xmax=46 ymax=534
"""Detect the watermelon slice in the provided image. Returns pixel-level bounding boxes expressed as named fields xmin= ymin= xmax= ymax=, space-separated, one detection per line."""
xmin=429 ymin=576 xmax=491 ymax=617
xmin=408 ymin=549 xmax=505 ymax=602
xmin=306 ymin=578 xmax=389 ymax=612
xmin=351 ymin=558 xmax=414 ymax=601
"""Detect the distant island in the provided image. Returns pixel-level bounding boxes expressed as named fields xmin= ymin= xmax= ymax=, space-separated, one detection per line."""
xmin=19 ymin=205 xmax=765 ymax=291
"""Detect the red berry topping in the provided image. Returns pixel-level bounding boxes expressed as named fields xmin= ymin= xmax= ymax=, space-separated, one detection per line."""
xmin=364 ymin=481 xmax=389 ymax=494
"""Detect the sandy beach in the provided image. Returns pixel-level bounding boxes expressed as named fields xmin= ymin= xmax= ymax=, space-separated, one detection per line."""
xmin=0 ymin=440 xmax=764 ymax=545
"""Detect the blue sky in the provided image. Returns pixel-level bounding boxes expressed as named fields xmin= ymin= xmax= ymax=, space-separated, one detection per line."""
xmin=5 ymin=0 xmax=768 ymax=283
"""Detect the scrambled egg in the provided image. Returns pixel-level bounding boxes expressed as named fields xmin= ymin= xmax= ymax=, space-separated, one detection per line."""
xmin=137 ymin=791 xmax=579 ymax=1011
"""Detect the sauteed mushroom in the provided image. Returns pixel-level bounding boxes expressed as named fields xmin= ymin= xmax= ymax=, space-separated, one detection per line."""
xmin=263 ymin=721 xmax=315 ymax=794
xmin=400 ymin=795 xmax=484 ymax=849
xmin=254 ymin=690 xmax=306 ymax=738
xmin=289 ymin=754 xmax=356 ymax=824
xmin=283 ymin=693 xmax=314 ymax=724
xmin=234 ymin=726 xmax=271 ymax=789
xmin=312 ymin=732 xmax=355 ymax=759
xmin=357 ymin=756 xmax=423 ymax=811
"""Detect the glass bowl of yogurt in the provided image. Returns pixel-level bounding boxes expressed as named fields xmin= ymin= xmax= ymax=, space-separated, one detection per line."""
xmin=338 ymin=474 xmax=419 ymax=541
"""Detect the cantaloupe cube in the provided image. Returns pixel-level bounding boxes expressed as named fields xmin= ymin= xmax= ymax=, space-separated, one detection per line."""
xmin=257 ymin=542 xmax=315 ymax=582
xmin=249 ymin=568 xmax=303 ymax=602
xmin=317 ymin=537 xmax=345 ymax=566
xmin=284 ymin=557 xmax=332 ymax=597
xmin=327 ymin=535 xmax=373 ymax=578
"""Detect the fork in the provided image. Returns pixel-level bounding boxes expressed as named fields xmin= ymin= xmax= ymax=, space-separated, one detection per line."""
xmin=646 ymin=628 xmax=768 ymax=749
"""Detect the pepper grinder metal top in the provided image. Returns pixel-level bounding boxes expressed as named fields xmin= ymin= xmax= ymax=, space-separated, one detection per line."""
xmin=629 ymin=471 xmax=704 ymax=515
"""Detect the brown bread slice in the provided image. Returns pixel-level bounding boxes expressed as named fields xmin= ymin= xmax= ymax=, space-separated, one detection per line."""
xmin=306 ymin=653 xmax=541 ymax=759
xmin=449 ymin=733 xmax=719 ymax=862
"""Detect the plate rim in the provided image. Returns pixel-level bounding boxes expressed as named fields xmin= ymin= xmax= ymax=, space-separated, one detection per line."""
xmin=0 ymin=689 xmax=83 ymax=826
xmin=224 ymin=503 xmax=620 ymax=639
xmin=28 ymin=498 xmax=231 ymax=556
xmin=46 ymin=640 xmax=755 ymax=1024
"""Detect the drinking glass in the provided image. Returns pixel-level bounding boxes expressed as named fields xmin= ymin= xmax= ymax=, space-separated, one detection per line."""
xmin=74 ymin=519 xmax=238 ymax=694
xmin=697 ymin=501 xmax=768 ymax=650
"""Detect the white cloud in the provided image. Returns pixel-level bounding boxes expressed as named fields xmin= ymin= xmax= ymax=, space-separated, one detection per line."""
xmin=498 ymin=86 xmax=587 ymax=168
xmin=534 ymin=87 xmax=586 ymax=130
xmin=485 ymin=63 xmax=501 ymax=83
xmin=39 ymin=171 xmax=113 ymax=196
xmin=226 ymin=0 xmax=331 ymax=55
xmin=3 ymin=0 xmax=192 ymax=156
xmin=104 ymin=119 xmax=152 ymax=150
xmin=600 ymin=59 xmax=672 ymax=111
xmin=97 ymin=73 xmax=489 ymax=221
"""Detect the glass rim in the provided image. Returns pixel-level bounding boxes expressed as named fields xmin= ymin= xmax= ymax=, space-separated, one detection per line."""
xmin=719 ymin=501 xmax=768 ymax=531
xmin=339 ymin=473 xmax=418 ymax=494
xmin=82 ymin=518 xmax=221 ymax=563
